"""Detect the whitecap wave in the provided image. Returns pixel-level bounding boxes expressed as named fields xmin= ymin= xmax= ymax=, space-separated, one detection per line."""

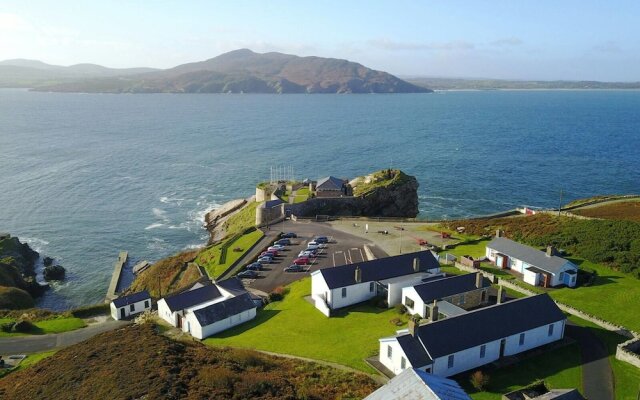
xmin=20 ymin=236 xmax=50 ymax=253
xmin=145 ymin=223 xmax=165 ymax=230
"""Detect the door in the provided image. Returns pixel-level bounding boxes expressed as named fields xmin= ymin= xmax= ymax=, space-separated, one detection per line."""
xmin=120 ymin=308 xmax=126 ymax=319
xmin=499 ymin=339 xmax=506 ymax=357
xmin=177 ymin=315 xmax=183 ymax=329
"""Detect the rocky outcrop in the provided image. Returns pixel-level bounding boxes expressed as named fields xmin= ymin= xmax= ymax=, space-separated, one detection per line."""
xmin=287 ymin=170 xmax=419 ymax=218
xmin=0 ymin=236 xmax=48 ymax=309
xmin=43 ymin=264 xmax=66 ymax=281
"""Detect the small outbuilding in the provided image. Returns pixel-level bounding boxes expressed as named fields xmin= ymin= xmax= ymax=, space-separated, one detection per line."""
xmin=110 ymin=290 xmax=152 ymax=320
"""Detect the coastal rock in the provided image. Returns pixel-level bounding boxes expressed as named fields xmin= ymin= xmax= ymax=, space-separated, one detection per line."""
xmin=0 ymin=235 xmax=48 ymax=309
xmin=43 ymin=264 xmax=66 ymax=281
xmin=43 ymin=256 xmax=54 ymax=267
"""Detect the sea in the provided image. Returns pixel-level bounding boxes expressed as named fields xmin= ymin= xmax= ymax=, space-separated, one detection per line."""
xmin=0 ymin=89 xmax=639 ymax=309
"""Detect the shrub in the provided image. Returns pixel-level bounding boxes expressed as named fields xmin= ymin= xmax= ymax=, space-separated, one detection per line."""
xmin=389 ymin=318 xmax=403 ymax=326
xmin=71 ymin=303 xmax=109 ymax=318
xmin=268 ymin=286 xmax=288 ymax=302
xmin=469 ymin=370 xmax=490 ymax=391
xmin=12 ymin=319 xmax=36 ymax=333
xmin=394 ymin=304 xmax=407 ymax=315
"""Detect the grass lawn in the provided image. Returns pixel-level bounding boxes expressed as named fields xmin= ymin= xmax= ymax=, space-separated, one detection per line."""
xmin=461 ymin=343 xmax=582 ymax=400
xmin=293 ymin=187 xmax=310 ymax=203
xmin=223 ymin=201 xmax=258 ymax=236
xmin=443 ymin=239 xmax=491 ymax=259
xmin=550 ymin=258 xmax=640 ymax=333
xmin=204 ymin=278 xmax=407 ymax=372
xmin=569 ymin=316 xmax=640 ymax=399
xmin=196 ymin=229 xmax=264 ymax=278
xmin=0 ymin=317 xmax=86 ymax=337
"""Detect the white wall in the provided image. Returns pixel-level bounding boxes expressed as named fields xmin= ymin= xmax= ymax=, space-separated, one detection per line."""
xmin=157 ymin=299 xmax=177 ymax=327
xmin=504 ymin=320 xmax=565 ymax=356
xmin=379 ymin=338 xmax=415 ymax=375
xmin=402 ymin=287 xmax=427 ymax=318
xmin=110 ymin=298 xmax=151 ymax=320
xmin=185 ymin=307 xmax=257 ymax=339
xmin=330 ymin=281 xmax=376 ymax=309
xmin=311 ymin=271 xmax=330 ymax=302
xmin=387 ymin=273 xmax=433 ymax=307
xmin=523 ymin=268 xmax=540 ymax=286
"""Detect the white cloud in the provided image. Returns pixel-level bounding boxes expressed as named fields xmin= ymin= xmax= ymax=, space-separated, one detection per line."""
xmin=368 ymin=38 xmax=475 ymax=51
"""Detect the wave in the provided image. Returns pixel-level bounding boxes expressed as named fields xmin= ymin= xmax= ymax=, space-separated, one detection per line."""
xmin=20 ymin=236 xmax=50 ymax=253
xmin=145 ymin=223 xmax=165 ymax=230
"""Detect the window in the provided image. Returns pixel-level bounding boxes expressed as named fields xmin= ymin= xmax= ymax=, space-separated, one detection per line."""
xmin=387 ymin=345 xmax=393 ymax=359
xmin=548 ymin=324 xmax=554 ymax=337
xmin=401 ymin=357 xmax=406 ymax=369
xmin=480 ymin=345 xmax=486 ymax=358
xmin=341 ymin=288 xmax=347 ymax=298
xmin=144 ymin=300 xmax=150 ymax=308
xmin=459 ymin=294 xmax=465 ymax=305
xmin=405 ymin=296 xmax=415 ymax=309
xmin=481 ymin=290 xmax=487 ymax=303
xmin=369 ymin=282 xmax=375 ymax=292
xmin=560 ymin=272 xmax=565 ymax=281
xmin=519 ymin=333 xmax=525 ymax=346
xmin=129 ymin=304 xmax=135 ymax=312
xmin=447 ymin=355 xmax=454 ymax=368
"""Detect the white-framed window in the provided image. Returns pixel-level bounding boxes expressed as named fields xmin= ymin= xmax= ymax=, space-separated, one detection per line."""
xmin=447 ymin=355 xmax=454 ymax=368
xmin=401 ymin=357 xmax=406 ymax=369
xmin=129 ymin=304 xmax=135 ymax=312
xmin=369 ymin=282 xmax=375 ymax=292
xmin=341 ymin=288 xmax=347 ymax=298
xmin=480 ymin=345 xmax=486 ymax=358
xmin=144 ymin=300 xmax=150 ymax=308
xmin=548 ymin=324 xmax=554 ymax=336
xmin=404 ymin=296 xmax=415 ymax=309
xmin=519 ymin=333 xmax=525 ymax=346
xmin=387 ymin=345 xmax=393 ymax=359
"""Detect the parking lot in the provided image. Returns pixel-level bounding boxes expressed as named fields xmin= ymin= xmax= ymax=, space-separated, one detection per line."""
xmin=239 ymin=219 xmax=386 ymax=293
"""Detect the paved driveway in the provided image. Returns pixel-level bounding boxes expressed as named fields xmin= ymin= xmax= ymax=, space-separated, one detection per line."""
xmin=565 ymin=324 xmax=614 ymax=400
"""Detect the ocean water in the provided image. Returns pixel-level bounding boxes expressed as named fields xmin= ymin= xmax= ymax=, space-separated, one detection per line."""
xmin=0 ymin=89 xmax=639 ymax=309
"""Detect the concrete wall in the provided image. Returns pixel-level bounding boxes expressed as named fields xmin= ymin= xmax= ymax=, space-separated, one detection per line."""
xmin=330 ymin=281 xmax=376 ymax=309
xmin=386 ymin=273 xmax=434 ymax=307
xmin=255 ymin=202 xmax=285 ymax=226
xmin=157 ymin=299 xmax=177 ymax=327
xmin=402 ymin=286 xmax=427 ymax=318
xmin=110 ymin=298 xmax=151 ymax=320
xmin=616 ymin=338 xmax=640 ymax=368
xmin=379 ymin=337 xmax=415 ymax=375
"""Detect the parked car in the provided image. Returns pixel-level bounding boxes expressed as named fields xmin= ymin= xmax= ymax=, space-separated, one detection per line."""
xmin=293 ymin=257 xmax=310 ymax=265
xmin=259 ymin=252 xmax=275 ymax=259
xmin=317 ymin=243 xmax=329 ymax=249
xmin=308 ymin=241 xmax=319 ymax=246
xmin=246 ymin=262 xmax=262 ymax=271
xmin=237 ymin=270 xmax=258 ymax=279
xmin=257 ymin=256 xmax=273 ymax=264
xmin=274 ymin=238 xmax=291 ymax=246
xmin=270 ymin=244 xmax=286 ymax=251
xmin=306 ymin=243 xmax=319 ymax=251
xmin=314 ymin=236 xmax=329 ymax=244
xmin=266 ymin=247 xmax=281 ymax=255
xmin=298 ymin=250 xmax=316 ymax=258
xmin=284 ymin=264 xmax=304 ymax=272
xmin=282 ymin=232 xmax=297 ymax=238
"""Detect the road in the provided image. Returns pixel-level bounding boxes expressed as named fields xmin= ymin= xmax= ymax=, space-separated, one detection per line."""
xmin=565 ymin=324 xmax=614 ymax=400
xmin=0 ymin=320 xmax=129 ymax=354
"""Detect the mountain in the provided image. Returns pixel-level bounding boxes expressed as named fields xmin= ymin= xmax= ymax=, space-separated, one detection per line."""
xmin=405 ymin=77 xmax=640 ymax=90
xmin=0 ymin=59 xmax=158 ymax=88
xmin=29 ymin=49 xmax=432 ymax=94
xmin=0 ymin=324 xmax=379 ymax=399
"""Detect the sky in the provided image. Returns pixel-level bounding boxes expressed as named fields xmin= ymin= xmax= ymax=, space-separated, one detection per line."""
xmin=1 ymin=1 xmax=639 ymax=81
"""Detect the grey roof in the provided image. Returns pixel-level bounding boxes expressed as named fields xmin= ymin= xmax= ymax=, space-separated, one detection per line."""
xmin=112 ymin=290 xmax=150 ymax=308
xmin=216 ymin=277 xmax=262 ymax=302
xmin=435 ymin=301 xmax=466 ymax=317
xmin=316 ymin=176 xmax=344 ymax=190
xmin=365 ymin=368 xmax=471 ymax=400
xmin=192 ymin=292 xmax=256 ymax=326
xmin=397 ymin=294 xmax=565 ymax=362
xmin=319 ymin=251 xmax=440 ymax=289
xmin=397 ymin=334 xmax=433 ymax=366
xmin=263 ymin=199 xmax=284 ymax=208
xmin=162 ymin=284 xmax=223 ymax=312
xmin=487 ymin=237 xmax=575 ymax=275
xmin=413 ymin=273 xmax=490 ymax=303
xmin=530 ymin=389 xmax=585 ymax=400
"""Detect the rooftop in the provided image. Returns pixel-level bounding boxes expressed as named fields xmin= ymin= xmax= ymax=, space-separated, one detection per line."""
xmin=365 ymin=368 xmax=471 ymax=400
xmin=192 ymin=292 xmax=256 ymax=326
xmin=317 ymin=250 xmax=440 ymax=289
xmin=412 ymin=273 xmax=490 ymax=303
xmin=162 ymin=284 xmax=223 ymax=312
xmin=487 ymin=237 xmax=575 ymax=275
xmin=316 ymin=176 xmax=345 ymax=190
xmin=112 ymin=290 xmax=150 ymax=308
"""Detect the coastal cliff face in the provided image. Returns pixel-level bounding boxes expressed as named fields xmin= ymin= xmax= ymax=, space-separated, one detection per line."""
xmin=288 ymin=170 xmax=419 ymax=218
xmin=0 ymin=235 xmax=46 ymax=309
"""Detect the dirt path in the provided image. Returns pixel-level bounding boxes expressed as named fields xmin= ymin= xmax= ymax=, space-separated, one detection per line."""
xmin=565 ymin=324 xmax=615 ymax=400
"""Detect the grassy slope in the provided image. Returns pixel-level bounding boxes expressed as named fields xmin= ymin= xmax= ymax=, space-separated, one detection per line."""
xmin=223 ymin=201 xmax=258 ymax=235
xmin=204 ymin=278 xmax=407 ymax=372
xmin=573 ymin=200 xmax=640 ymax=222
xmin=0 ymin=317 xmax=86 ymax=337
xmin=196 ymin=230 xmax=264 ymax=278
xmin=462 ymin=344 xmax=582 ymax=400
xmin=352 ymin=169 xmax=409 ymax=197
xmin=128 ymin=250 xmax=200 ymax=298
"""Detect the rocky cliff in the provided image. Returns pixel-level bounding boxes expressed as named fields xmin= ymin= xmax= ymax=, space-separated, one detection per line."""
xmin=0 ymin=235 xmax=47 ymax=309
xmin=287 ymin=170 xmax=419 ymax=218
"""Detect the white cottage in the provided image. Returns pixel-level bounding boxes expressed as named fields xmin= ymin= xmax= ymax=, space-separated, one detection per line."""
xmin=110 ymin=290 xmax=152 ymax=320
xmin=157 ymin=278 xmax=257 ymax=339
xmin=486 ymin=237 xmax=578 ymax=287
xmin=310 ymin=250 xmax=442 ymax=317
xmin=379 ymin=294 xmax=566 ymax=377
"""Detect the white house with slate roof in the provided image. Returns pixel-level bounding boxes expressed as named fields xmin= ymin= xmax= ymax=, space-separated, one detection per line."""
xmin=310 ymin=251 xmax=442 ymax=317
xmin=486 ymin=237 xmax=578 ymax=288
xmin=110 ymin=290 xmax=152 ymax=320
xmin=379 ymin=294 xmax=566 ymax=377
xmin=365 ymin=367 xmax=471 ymax=400
xmin=157 ymin=278 xmax=257 ymax=339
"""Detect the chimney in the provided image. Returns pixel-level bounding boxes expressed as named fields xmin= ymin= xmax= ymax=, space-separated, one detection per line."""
xmin=496 ymin=229 xmax=502 ymax=238
xmin=354 ymin=266 xmax=362 ymax=283
xmin=475 ymin=272 xmax=483 ymax=289
xmin=431 ymin=300 xmax=439 ymax=322
xmin=497 ymin=285 xmax=504 ymax=304
xmin=546 ymin=246 xmax=555 ymax=257
xmin=408 ymin=318 xmax=418 ymax=337
xmin=413 ymin=257 xmax=420 ymax=272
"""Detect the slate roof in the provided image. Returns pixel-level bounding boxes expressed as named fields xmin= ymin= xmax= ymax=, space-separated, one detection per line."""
xmin=112 ymin=290 xmax=150 ymax=308
xmin=413 ymin=273 xmax=490 ymax=303
xmin=365 ymin=368 xmax=471 ymax=400
xmin=487 ymin=237 xmax=576 ymax=275
xmin=397 ymin=334 xmax=433 ymax=366
xmin=397 ymin=294 xmax=565 ymax=362
xmin=192 ymin=292 xmax=256 ymax=326
xmin=162 ymin=284 xmax=223 ymax=312
xmin=263 ymin=199 xmax=284 ymax=208
xmin=318 ymin=250 xmax=440 ymax=289
xmin=316 ymin=176 xmax=344 ymax=191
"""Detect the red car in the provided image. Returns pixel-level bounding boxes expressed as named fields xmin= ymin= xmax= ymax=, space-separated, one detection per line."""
xmin=293 ymin=256 xmax=310 ymax=265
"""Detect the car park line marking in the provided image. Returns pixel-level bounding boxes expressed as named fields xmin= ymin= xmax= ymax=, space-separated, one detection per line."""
xmin=359 ymin=248 xmax=365 ymax=261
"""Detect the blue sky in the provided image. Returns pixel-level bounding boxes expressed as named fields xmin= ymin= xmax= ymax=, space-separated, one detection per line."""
xmin=1 ymin=1 xmax=639 ymax=80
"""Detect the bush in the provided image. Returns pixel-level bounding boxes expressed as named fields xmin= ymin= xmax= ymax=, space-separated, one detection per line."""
xmin=12 ymin=319 xmax=36 ymax=333
xmin=268 ymin=286 xmax=288 ymax=302
xmin=70 ymin=303 xmax=109 ymax=318
xmin=469 ymin=370 xmax=490 ymax=391
xmin=394 ymin=304 xmax=407 ymax=315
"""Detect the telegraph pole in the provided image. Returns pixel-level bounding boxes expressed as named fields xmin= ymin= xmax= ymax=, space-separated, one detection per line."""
xmin=558 ymin=189 xmax=563 ymax=217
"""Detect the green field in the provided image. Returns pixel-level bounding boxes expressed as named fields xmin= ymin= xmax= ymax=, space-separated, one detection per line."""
xmin=204 ymin=278 xmax=407 ymax=372
xmin=462 ymin=343 xmax=582 ymax=400
xmin=196 ymin=229 xmax=264 ymax=278
xmin=0 ymin=316 xmax=86 ymax=337
xmin=222 ymin=201 xmax=258 ymax=235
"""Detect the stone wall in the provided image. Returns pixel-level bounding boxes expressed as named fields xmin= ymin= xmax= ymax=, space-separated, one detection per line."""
xmin=255 ymin=203 xmax=285 ymax=226
xmin=616 ymin=338 xmax=640 ymax=368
